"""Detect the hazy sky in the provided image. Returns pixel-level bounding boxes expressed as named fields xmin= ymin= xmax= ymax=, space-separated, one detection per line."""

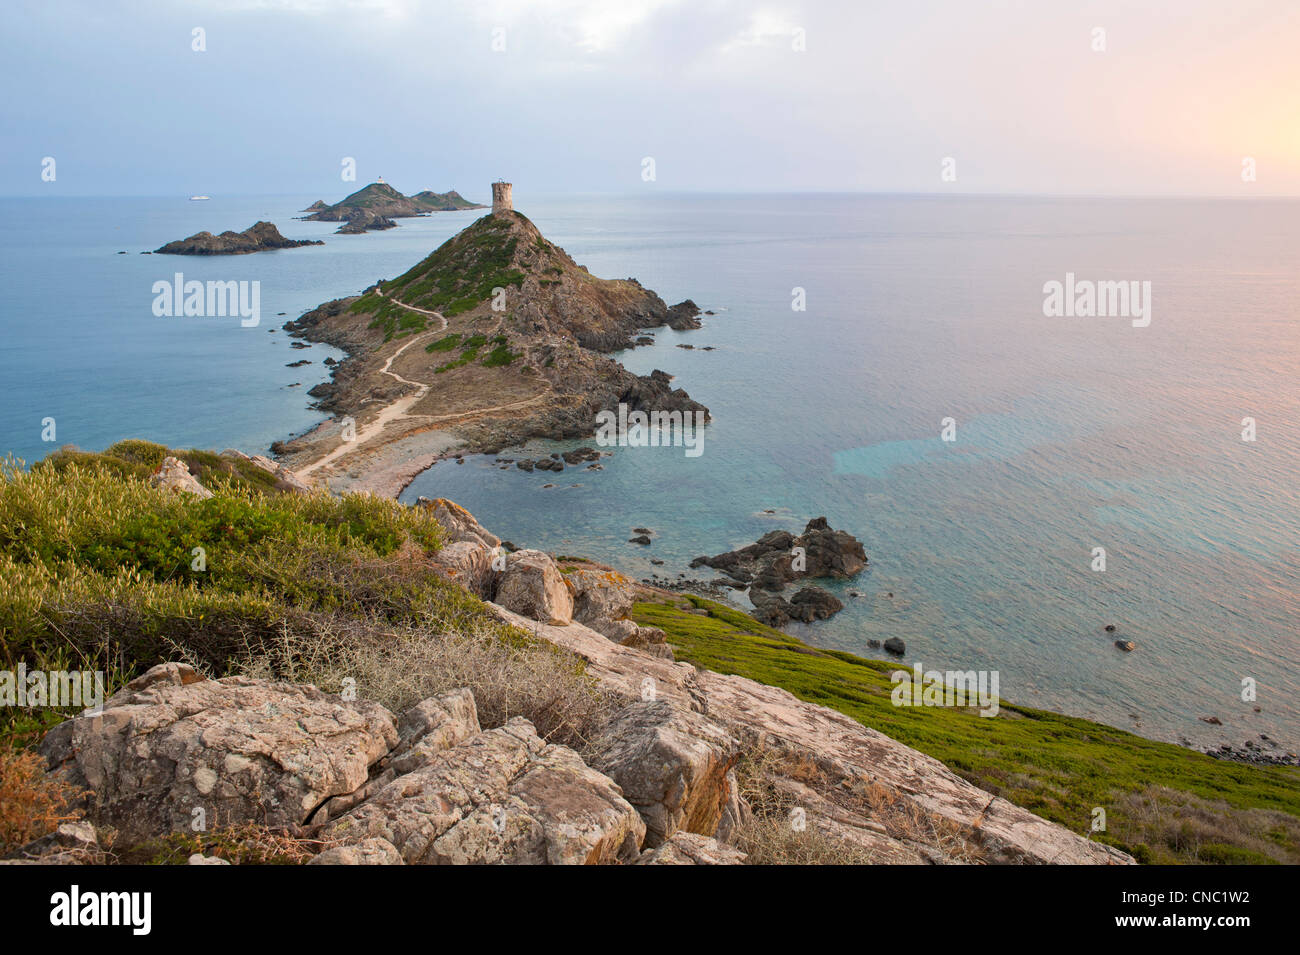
xmin=4 ymin=0 xmax=1299 ymax=197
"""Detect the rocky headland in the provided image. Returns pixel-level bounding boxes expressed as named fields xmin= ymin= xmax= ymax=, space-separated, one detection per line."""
xmin=154 ymin=220 xmax=324 ymax=255
xmin=274 ymin=202 xmax=710 ymax=495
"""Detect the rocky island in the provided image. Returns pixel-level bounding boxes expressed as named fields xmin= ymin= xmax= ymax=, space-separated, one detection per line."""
xmin=302 ymin=181 xmax=485 ymax=234
xmin=154 ymin=220 xmax=324 ymax=255
xmin=692 ymin=518 xmax=868 ymax=626
xmin=275 ymin=184 xmax=709 ymax=496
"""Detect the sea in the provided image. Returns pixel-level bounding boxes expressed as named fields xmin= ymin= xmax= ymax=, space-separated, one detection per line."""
xmin=2 ymin=192 xmax=1297 ymax=750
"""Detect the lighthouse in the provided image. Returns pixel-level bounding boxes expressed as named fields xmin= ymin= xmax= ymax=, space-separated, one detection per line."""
xmin=492 ymin=181 xmax=513 ymax=216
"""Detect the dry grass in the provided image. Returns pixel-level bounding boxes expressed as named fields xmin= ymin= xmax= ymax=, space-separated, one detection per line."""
xmin=0 ymin=749 xmax=82 ymax=854
xmin=116 ymin=822 xmax=338 ymax=865
xmin=1114 ymin=785 xmax=1300 ymax=864
xmin=232 ymin=611 xmax=617 ymax=753
xmin=731 ymin=744 xmax=983 ymax=865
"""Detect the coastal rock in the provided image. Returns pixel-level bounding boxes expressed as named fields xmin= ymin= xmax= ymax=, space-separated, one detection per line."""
xmin=149 ymin=456 xmax=214 ymax=499
xmin=336 ymin=209 xmax=397 ymax=234
xmin=307 ymin=838 xmax=404 ymax=865
xmin=1115 ymin=640 xmax=1136 ymax=652
xmin=636 ymin=832 xmax=746 ymax=865
xmin=789 ymin=585 xmax=844 ymax=621
xmin=494 ymin=549 xmax=574 ymax=625
xmin=561 ymin=447 xmax=601 ymax=465
xmin=617 ymin=624 xmax=674 ymax=661
xmin=222 ymin=449 xmax=313 ymax=494
xmin=749 ymin=586 xmax=844 ymax=627
xmin=416 ymin=497 xmax=503 ymax=597
xmin=429 ymin=541 xmax=496 ymax=598
xmin=588 ymin=700 xmax=740 ymax=847
xmin=304 ymin=182 xmax=484 ymax=233
xmin=323 ymin=718 xmax=644 ymax=865
xmin=388 ymin=689 xmax=481 ymax=775
xmin=566 ymin=567 xmax=636 ymax=632
xmin=665 ymin=300 xmax=703 ymax=330
xmin=155 ymin=221 xmax=323 ymax=255
xmin=38 ymin=664 xmax=398 ymax=842
xmin=691 ymin=518 xmax=866 ymax=598
xmin=488 ymin=602 xmax=1133 ymax=865
xmin=883 ymin=637 xmax=906 ymax=655
xmin=418 ymin=497 xmax=502 ymax=551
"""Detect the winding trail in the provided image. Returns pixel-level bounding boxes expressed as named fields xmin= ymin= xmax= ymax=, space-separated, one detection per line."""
xmin=375 ymin=286 xmax=448 ymax=333
xmin=296 ymin=289 xmax=552 ymax=483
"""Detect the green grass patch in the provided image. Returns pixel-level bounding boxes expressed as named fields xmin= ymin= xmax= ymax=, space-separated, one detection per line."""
xmin=424 ymin=333 xmax=463 ymax=353
xmin=633 ymin=594 xmax=1300 ymax=864
xmin=380 ymin=215 xmax=525 ymax=316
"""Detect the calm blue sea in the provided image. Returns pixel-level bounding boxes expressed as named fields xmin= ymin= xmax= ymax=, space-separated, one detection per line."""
xmin=2 ymin=193 xmax=1297 ymax=749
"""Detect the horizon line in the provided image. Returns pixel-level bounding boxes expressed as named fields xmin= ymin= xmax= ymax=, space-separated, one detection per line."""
xmin=3 ymin=189 xmax=1299 ymax=201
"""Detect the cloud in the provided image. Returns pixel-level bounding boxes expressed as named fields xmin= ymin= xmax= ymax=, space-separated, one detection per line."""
xmin=719 ymin=8 xmax=801 ymax=55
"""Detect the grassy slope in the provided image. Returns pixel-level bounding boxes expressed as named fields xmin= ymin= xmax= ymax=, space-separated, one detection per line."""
xmin=349 ymin=213 xmax=525 ymax=341
xmin=4 ymin=445 xmax=1297 ymax=864
xmin=0 ymin=442 xmax=483 ymax=744
xmin=633 ymin=594 xmax=1300 ymax=864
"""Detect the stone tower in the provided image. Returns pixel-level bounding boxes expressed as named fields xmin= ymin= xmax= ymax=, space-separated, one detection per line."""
xmin=492 ymin=181 xmax=513 ymax=216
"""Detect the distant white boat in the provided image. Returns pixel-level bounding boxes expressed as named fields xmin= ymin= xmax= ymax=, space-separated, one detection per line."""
xmin=189 ymin=195 xmax=211 ymax=201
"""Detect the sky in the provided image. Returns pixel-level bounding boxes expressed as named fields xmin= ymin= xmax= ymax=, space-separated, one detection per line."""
xmin=3 ymin=0 xmax=1299 ymax=197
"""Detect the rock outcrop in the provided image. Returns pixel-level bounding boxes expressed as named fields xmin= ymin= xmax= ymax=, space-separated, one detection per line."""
xmin=588 ymin=701 xmax=740 ymax=847
xmin=154 ymin=221 xmax=323 ymax=255
xmin=336 ymin=209 xmax=397 ymax=234
xmin=39 ymin=663 xmax=397 ymax=842
xmin=636 ymin=832 xmax=746 ymax=865
xmin=307 ymin=838 xmax=404 ymax=865
xmin=413 ymin=500 xmax=663 ymax=650
xmin=149 ymin=456 xmax=214 ymax=499
xmin=494 ymin=549 xmax=574 ymax=625
xmin=692 ymin=517 xmax=866 ymax=625
xmin=36 ymin=666 xmax=651 ymax=865
xmin=324 ymin=718 xmax=644 ymax=864
xmin=692 ymin=518 xmax=867 ymax=589
xmin=488 ymin=603 xmax=1134 ymax=865
xmin=221 ymin=449 xmax=313 ymax=493
xmin=749 ymin=585 xmax=844 ymax=627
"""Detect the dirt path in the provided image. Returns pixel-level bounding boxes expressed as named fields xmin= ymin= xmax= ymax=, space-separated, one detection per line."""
xmin=376 ymin=286 xmax=448 ymax=333
xmin=295 ymin=292 xmax=552 ymax=485
xmin=297 ymin=300 xmax=443 ymax=478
